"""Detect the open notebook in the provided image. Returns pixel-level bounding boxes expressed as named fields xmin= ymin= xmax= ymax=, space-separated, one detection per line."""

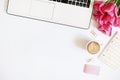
xmin=98 ymin=32 xmax=120 ymax=69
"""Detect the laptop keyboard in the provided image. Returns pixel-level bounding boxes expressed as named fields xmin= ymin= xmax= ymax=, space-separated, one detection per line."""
xmin=50 ymin=0 xmax=91 ymax=8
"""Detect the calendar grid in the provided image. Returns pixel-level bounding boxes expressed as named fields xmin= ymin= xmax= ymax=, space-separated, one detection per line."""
xmin=99 ymin=32 xmax=120 ymax=69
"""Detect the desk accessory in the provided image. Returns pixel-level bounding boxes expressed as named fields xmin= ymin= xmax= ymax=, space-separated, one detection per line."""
xmin=84 ymin=64 xmax=100 ymax=75
xmin=98 ymin=32 xmax=120 ymax=69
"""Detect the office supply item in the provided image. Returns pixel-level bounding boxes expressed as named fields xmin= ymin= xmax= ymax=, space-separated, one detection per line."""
xmin=7 ymin=0 xmax=94 ymax=28
xmin=83 ymin=64 xmax=100 ymax=75
xmin=98 ymin=32 xmax=120 ymax=69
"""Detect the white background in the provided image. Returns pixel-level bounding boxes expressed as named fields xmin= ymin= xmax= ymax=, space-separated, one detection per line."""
xmin=0 ymin=0 xmax=120 ymax=80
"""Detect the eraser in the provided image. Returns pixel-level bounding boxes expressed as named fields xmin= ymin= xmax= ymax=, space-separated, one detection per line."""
xmin=83 ymin=64 xmax=100 ymax=75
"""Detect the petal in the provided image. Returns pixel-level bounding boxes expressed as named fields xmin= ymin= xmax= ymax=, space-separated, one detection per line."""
xmin=102 ymin=3 xmax=116 ymax=13
xmin=101 ymin=3 xmax=118 ymax=17
xmin=93 ymin=11 xmax=103 ymax=23
xmin=99 ymin=15 xmax=104 ymax=25
xmin=113 ymin=5 xmax=118 ymax=17
xmin=108 ymin=5 xmax=119 ymax=17
xmin=102 ymin=14 xmax=116 ymax=25
xmin=114 ymin=17 xmax=120 ymax=27
xmin=109 ymin=16 xmax=115 ymax=25
xmin=117 ymin=17 xmax=120 ymax=26
xmin=93 ymin=1 xmax=104 ymax=11
xmin=108 ymin=11 xmax=115 ymax=17
xmin=98 ymin=23 xmax=112 ymax=36
xmin=102 ymin=14 xmax=111 ymax=24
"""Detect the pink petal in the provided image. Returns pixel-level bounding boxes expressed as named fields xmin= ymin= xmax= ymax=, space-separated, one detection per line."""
xmin=113 ymin=5 xmax=118 ymax=17
xmin=93 ymin=11 xmax=104 ymax=24
xmin=109 ymin=16 xmax=115 ymax=25
xmin=117 ymin=17 xmax=120 ymax=26
xmin=93 ymin=1 xmax=104 ymax=11
xmin=102 ymin=3 xmax=116 ymax=13
xmin=99 ymin=15 xmax=104 ymax=25
xmin=102 ymin=14 xmax=116 ymax=25
xmin=114 ymin=17 xmax=120 ymax=27
xmin=102 ymin=14 xmax=111 ymax=24
xmin=106 ymin=5 xmax=118 ymax=17
xmin=98 ymin=23 xmax=112 ymax=36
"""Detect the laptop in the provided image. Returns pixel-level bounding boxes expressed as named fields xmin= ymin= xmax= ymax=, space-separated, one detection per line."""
xmin=7 ymin=0 xmax=94 ymax=28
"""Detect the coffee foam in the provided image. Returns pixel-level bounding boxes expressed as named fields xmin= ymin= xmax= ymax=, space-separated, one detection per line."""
xmin=87 ymin=41 xmax=100 ymax=54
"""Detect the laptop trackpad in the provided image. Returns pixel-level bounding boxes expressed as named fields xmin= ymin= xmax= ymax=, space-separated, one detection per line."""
xmin=29 ymin=0 xmax=55 ymax=20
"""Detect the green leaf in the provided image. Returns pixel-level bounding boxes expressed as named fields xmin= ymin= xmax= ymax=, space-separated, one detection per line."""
xmin=107 ymin=0 xmax=115 ymax=3
xmin=118 ymin=6 xmax=120 ymax=16
xmin=107 ymin=0 xmax=120 ymax=16
xmin=116 ymin=0 xmax=120 ymax=5
xmin=116 ymin=0 xmax=120 ymax=16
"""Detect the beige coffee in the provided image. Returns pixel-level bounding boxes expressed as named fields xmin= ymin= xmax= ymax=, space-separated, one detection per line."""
xmin=87 ymin=41 xmax=100 ymax=54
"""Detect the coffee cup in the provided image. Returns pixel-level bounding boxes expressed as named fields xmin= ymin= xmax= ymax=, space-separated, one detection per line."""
xmin=86 ymin=41 xmax=100 ymax=54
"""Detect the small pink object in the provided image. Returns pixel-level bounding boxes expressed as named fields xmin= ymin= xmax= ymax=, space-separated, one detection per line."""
xmin=84 ymin=64 xmax=100 ymax=75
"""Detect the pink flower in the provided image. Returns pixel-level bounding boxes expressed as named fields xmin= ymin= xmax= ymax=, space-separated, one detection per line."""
xmin=98 ymin=23 xmax=112 ymax=36
xmin=93 ymin=1 xmax=120 ymax=36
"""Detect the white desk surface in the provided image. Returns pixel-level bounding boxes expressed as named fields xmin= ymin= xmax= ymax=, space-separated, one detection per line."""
xmin=0 ymin=0 xmax=120 ymax=80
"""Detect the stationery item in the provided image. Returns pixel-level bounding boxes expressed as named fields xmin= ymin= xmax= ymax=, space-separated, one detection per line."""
xmin=83 ymin=64 xmax=100 ymax=75
xmin=7 ymin=0 xmax=94 ymax=29
xmin=90 ymin=29 xmax=98 ymax=37
xmin=98 ymin=32 xmax=120 ymax=69
xmin=86 ymin=58 xmax=93 ymax=63
xmin=86 ymin=41 xmax=100 ymax=54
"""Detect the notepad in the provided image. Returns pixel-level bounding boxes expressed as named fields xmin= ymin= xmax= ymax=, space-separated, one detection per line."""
xmin=84 ymin=64 xmax=100 ymax=75
xmin=98 ymin=32 xmax=120 ymax=69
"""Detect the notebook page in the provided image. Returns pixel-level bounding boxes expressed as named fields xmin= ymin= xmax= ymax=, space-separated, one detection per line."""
xmin=98 ymin=32 xmax=120 ymax=69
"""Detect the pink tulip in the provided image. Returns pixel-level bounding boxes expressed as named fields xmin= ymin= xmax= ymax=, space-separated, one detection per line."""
xmin=98 ymin=23 xmax=112 ymax=36
xmin=93 ymin=1 xmax=120 ymax=36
